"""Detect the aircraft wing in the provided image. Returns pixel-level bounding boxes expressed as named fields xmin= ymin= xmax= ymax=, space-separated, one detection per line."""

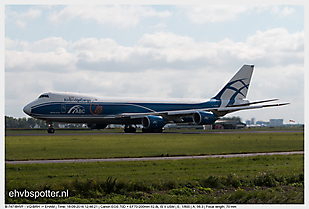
xmin=115 ymin=100 xmax=290 ymax=119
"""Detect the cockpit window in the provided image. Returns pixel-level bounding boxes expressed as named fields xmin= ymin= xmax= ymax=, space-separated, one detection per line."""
xmin=38 ymin=94 xmax=49 ymax=98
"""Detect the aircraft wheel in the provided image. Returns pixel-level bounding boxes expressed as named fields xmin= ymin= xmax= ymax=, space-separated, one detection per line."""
xmin=124 ymin=125 xmax=136 ymax=133
xmin=142 ymin=128 xmax=149 ymax=133
xmin=142 ymin=128 xmax=163 ymax=133
xmin=47 ymin=128 xmax=55 ymax=134
xmin=154 ymin=128 xmax=163 ymax=133
xmin=125 ymin=128 xmax=136 ymax=133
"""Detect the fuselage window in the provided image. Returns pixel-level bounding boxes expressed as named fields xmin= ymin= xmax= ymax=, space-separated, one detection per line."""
xmin=39 ymin=94 xmax=49 ymax=98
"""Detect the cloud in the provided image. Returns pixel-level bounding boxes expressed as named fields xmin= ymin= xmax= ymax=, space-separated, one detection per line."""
xmin=20 ymin=37 xmax=70 ymax=52
xmin=271 ymin=6 xmax=295 ymax=17
xmin=183 ymin=5 xmax=297 ymax=24
xmin=5 ymin=37 xmax=18 ymax=49
xmin=71 ymin=37 xmax=131 ymax=61
xmin=15 ymin=19 xmax=26 ymax=29
xmin=247 ymin=28 xmax=303 ymax=52
xmin=5 ymin=48 xmax=76 ymax=72
xmin=18 ymin=8 xmax=42 ymax=19
xmin=49 ymin=5 xmax=172 ymax=29
xmin=183 ymin=5 xmax=248 ymax=24
xmin=136 ymin=32 xmax=210 ymax=62
xmin=151 ymin=22 xmax=167 ymax=29
xmin=6 ymin=6 xmax=42 ymax=29
xmin=5 ymin=28 xmax=304 ymax=74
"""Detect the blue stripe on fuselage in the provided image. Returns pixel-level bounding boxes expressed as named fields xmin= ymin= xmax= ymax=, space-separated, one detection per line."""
xmin=30 ymin=100 xmax=221 ymax=116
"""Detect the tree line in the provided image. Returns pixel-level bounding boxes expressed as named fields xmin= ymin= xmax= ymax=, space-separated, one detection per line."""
xmin=5 ymin=115 xmax=242 ymax=129
xmin=4 ymin=116 xmax=83 ymax=129
xmin=5 ymin=116 xmax=49 ymax=128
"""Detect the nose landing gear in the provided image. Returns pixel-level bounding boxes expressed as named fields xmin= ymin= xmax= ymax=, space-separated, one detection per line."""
xmin=47 ymin=123 xmax=55 ymax=134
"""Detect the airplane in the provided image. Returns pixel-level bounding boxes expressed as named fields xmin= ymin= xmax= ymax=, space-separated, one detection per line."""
xmin=23 ymin=64 xmax=289 ymax=133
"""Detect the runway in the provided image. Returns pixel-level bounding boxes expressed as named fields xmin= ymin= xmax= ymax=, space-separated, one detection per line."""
xmin=5 ymin=151 xmax=304 ymax=165
xmin=5 ymin=130 xmax=303 ymax=136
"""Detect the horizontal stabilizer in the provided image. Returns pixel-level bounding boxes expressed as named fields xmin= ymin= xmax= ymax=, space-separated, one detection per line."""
xmin=217 ymin=102 xmax=290 ymax=112
xmin=228 ymin=98 xmax=279 ymax=107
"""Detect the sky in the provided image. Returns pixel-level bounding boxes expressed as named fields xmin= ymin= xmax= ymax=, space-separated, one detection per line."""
xmin=4 ymin=2 xmax=305 ymax=124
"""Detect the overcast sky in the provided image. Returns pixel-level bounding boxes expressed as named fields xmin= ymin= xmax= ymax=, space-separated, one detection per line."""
xmin=4 ymin=2 xmax=305 ymax=124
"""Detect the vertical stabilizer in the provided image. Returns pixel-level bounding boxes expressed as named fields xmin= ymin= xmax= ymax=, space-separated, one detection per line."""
xmin=213 ymin=65 xmax=254 ymax=104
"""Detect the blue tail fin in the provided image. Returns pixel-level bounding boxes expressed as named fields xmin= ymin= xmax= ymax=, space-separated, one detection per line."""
xmin=213 ymin=65 xmax=254 ymax=105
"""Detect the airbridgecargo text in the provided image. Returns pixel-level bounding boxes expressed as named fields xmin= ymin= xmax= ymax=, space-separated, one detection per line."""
xmin=8 ymin=189 xmax=69 ymax=199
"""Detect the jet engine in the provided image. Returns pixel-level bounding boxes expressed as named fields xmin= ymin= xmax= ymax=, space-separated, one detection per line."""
xmin=193 ymin=111 xmax=217 ymax=125
xmin=142 ymin=115 xmax=165 ymax=132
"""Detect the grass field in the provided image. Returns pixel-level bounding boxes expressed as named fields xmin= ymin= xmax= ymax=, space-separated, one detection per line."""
xmin=5 ymin=132 xmax=304 ymax=160
xmin=5 ymin=129 xmax=304 ymax=203
xmin=6 ymin=154 xmax=304 ymax=203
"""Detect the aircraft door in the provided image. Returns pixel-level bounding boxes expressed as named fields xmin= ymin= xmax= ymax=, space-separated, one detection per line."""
xmin=61 ymin=104 xmax=66 ymax=113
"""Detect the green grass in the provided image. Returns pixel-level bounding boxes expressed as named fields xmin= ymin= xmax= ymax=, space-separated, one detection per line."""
xmin=5 ymin=128 xmax=125 ymax=134
xmin=6 ymin=154 xmax=304 ymax=187
xmin=5 ymin=132 xmax=304 ymax=160
xmin=5 ymin=154 xmax=304 ymax=203
xmin=5 ymin=130 xmax=304 ymax=203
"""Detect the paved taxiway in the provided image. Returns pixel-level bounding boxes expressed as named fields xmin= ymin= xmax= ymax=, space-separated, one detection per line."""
xmin=6 ymin=151 xmax=303 ymax=165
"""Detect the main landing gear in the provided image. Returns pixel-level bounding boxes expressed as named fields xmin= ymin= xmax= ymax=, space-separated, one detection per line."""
xmin=124 ymin=125 xmax=136 ymax=133
xmin=123 ymin=124 xmax=163 ymax=133
xmin=142 ymin=128 xmax=163 ymax=133
xmin=47 ymin=123 xmax=55 ymax=134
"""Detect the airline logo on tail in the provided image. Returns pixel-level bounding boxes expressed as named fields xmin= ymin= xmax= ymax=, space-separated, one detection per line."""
xmin=212 ymin=65 xmax=254 ymax=107
xmin=214 ymin=78 xmax=250 ymax=100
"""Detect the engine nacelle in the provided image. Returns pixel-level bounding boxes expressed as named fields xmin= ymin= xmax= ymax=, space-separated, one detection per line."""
xmin=193 ymin=111 xmax=217 ymax=125
xmin=142 ymin=115 xmax=165 ymax=130
xmin=87 ymin=123 xmax=108 ymax=130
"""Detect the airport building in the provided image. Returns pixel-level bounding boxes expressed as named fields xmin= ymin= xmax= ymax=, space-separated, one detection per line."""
xmin=269 ymin=119 xmax=284 ymax=127
xmin=256 ymin=121 xmax=269 ymax=126
xmin=251 ymin=118 xmax=255 ymax=125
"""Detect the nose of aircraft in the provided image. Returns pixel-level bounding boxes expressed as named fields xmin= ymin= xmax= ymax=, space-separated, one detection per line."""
xmin=23 ymin=104 xmax=32 ymax=116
